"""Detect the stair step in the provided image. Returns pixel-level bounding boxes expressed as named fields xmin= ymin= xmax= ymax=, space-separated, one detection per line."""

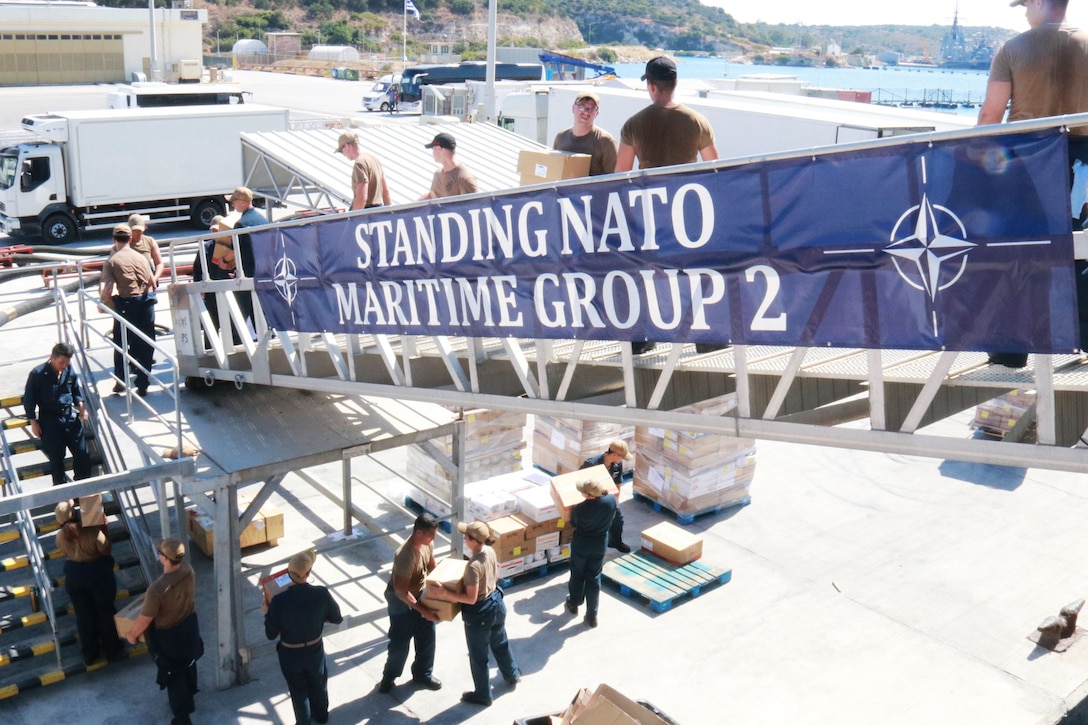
xmin=0 ymin=641 xmax=149 ymax=700
xmin=0 ymin=631 xmax=78 ymax=668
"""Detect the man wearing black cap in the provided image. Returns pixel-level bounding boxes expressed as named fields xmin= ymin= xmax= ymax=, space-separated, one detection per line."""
xmin=264 ymin=550 xmax=343 ymax=725
xmin=420 ymin=132 xmax=478 ymax=200
xmin=553 ymin=91 xmax=617 ymax=176
xmin=978 ymin=0 xmax=1088 ymax=367
xmin=580 ymin=438 xmax=633 ymax=553
xmin=99 ymin=223 xmax=155 ymax=396
xmin=23 ymin=342 xmax=92 ymax=485
xmin=616 ymin=56 xmax=718 ymax=172
xmin=336 ymin=130 xmax=392 ymax=211
xmin=616 ymin=56 xmax=720 ymax=355
xmin=126 ymin=538 xmax=203 ymax=725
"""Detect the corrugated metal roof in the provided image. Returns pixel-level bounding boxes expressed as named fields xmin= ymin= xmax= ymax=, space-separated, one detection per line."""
xmin=241 ymin=121 xmax=548 ymax=211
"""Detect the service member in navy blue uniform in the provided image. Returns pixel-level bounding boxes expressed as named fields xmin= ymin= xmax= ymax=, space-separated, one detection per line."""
xmin=378 ymin=513 xmax=442 ymax=694
xmin=263 ymin=551 xmax=343 ymax=725
xmin=564 ymin=479 xmax=618 ymax=628
xmin=99 ymin=223 xmax=155 ymax=396
xmin=23 ymin=342 xmax=92 ymax=485
xmin=430 ymin=521 xmax=521 ymax=707
xmin=54 ymin=500 xmax=125 ymax=665
xmin=580 ymin=439 xmax=633 ymax=553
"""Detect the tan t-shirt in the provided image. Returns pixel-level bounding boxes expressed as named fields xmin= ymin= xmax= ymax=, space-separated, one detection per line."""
xmin=56 ymin=524 xmax=110 ymax=563
xmin=132 ymin=234 xmax=160 ymax=270
xmin=391 ymin=540 xmax=433 ymax=598
xmin=464 ymin=546 xmax=498 ymax=602
xmin=351 ymin=152 xmax=388 ymax=207
xmin=553 ymin=127 xmax=618 ymax=176
xmin=429 ymin=162 xmax=478 ymax=198
xmin=989 ymin=24 xmax=1088 ymax=138
xmin=620 ymin=103 xmax=716 ymax=169
xmin=141 ymin=561 xmax=196 ymax=629
xmin=101 ymin=244 xmax=153 ymax=298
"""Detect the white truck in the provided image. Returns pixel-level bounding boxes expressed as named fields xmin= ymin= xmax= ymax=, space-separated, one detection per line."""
xmin=0 ymin=104 xmax=289 ymax=243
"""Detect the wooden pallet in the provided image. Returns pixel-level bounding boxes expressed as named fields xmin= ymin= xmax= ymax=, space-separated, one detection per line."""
xmin=602 ymin=551 xmax=731 ymax=613
xmin=632 ymin=492 xmax=750 ymax=526
xmin=497 ymin=557 xmax=570 ymax=589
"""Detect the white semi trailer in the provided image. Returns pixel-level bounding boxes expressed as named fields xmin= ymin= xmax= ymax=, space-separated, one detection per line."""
xmin=0 ymin=104 xmax=289 ymax=243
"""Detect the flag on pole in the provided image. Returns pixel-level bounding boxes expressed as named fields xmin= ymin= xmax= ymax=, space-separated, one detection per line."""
xmin=405 ymin=0 xmax=420 ymax=19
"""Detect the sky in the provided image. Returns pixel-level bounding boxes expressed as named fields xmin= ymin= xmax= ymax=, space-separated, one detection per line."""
xmin=701 ymin=0 xmax=1088 ymax=31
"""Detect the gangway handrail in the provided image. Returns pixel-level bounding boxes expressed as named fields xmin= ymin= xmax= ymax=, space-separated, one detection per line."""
xmin=0 ymin=426 xmax=62 ymax=668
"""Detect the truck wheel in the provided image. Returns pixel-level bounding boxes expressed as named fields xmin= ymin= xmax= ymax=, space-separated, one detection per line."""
xmin=380 ymin=102 xmax=389 ymax=112
xmin=191 ymin=199 xmax=222 ymax=229
xmin=42 ymin=214 xmax=77 ymax=244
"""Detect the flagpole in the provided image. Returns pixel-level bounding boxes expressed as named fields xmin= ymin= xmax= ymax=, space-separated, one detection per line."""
xmin=402 ymin=3 xmax=407 ymax=69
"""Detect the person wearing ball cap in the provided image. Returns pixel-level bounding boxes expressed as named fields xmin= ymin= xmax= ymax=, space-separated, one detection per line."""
xmin=429 ymin=521 xmax=521 ymax=706
xmin=563 ymin=477 xmax=618 ymax=629
xmin=580 ymin=438 xmax=634 ymax=553
xmin=263 ymin=550 xmax=343 ymax=725
xmin=419 ymin=132 xmax=478 ymax=200
xmin=126 ymin=537 xmax=203 ymax=725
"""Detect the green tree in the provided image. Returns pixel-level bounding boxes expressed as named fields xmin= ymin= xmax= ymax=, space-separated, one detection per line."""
xmin=449 ymin=0 xmax=474 ymax=14
xmin=598 ymin=47 xmax=617 ymax=63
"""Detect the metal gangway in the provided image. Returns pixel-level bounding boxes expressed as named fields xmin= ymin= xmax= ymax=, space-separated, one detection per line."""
xmin=167 ymin=114 xmax=1088 ymax=479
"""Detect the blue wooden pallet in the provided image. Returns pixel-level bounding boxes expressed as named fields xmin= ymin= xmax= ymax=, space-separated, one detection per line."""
xmin=632 ymin=491 xmax=750 ymax=525
xmin=402 ymin=497 xmax=452 ymax=533
xmin=602 ymin=551 xmax=731 ymax=613
xmin=498 ymin=558 xmax=570 ymax=589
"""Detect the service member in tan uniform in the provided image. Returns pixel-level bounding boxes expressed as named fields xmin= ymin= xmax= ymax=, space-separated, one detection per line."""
xmin=55 ymin=501 xmax=125 ymax=665
xmin=99 ymin=223 xmax=155 ymax=396
xmin=430 ymin=521 xmax=521 ymax=707
xmin=336 ymin=131 xmax=392 ymax=210
xmin=419 ymin=133 xmax=478 ymax=200
xmin=377 ymin=513 xmax=442 ymax=694
xmin=126 ymin=538 xmax=203 ymax=725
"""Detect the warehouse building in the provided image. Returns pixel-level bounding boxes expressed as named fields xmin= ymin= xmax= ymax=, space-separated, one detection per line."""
xmin=0 ymin=0 xmax=206 ymax=86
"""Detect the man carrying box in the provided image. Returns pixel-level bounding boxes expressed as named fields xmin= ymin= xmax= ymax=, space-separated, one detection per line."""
xmin=564 ymin=479 xmax=617 ymax=629
xmin=552 ymin=90 xmax=617 ymax=177
xmin=580 ymin=439 xmax=633 ymax=553
xmin=430 ymin=521 xmax=521 ymax=707
xmin=263 ymin=551 xmax=343 ymax=725
xmin=378 ymin=513 xmax=443 ymax=694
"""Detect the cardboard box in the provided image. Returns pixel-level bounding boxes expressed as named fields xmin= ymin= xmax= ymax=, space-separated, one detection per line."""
xmin=515 ymin=514 xmax=560 ymax=540
xmin=487 ymin=515 xmax=526 ymax=550
xmin=261 ymin=568 xmax=293 ymax=602
xmin=516 ymin=485 xmax=560 ymax=522
xmin=426 ymin=557 xmax=468 ymax=594
xmin=497 ymin=556 xmax=525 ymax=577
xmin=562 ymin=683 xmax=673 ymax=725
xmin=640 ymin=521 xmax=703 ymax=565
xmin=79 ymin=494 xmax=105 ymax=527
xmin=517 ymin=149 xmax=591 ymax=181
xmin=497 ymin=538 xmax=535 ymax=562
xmin=420 ymin=591 xmax=461 ymax=622
xmin=187 ymin=503 xmax=284 ymax=558
xmin=536 ymin=531 xmax=560 ymax=550
xmin=559 ymin=524 xmax=575 ymax=545
xmin=113 ymin=594 xmax=146 ymax=642
xmin=550 ymin=465 xmax=618 ymax=521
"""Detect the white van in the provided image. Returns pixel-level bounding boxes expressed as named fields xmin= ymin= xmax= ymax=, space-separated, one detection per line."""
xmin=362 ymin=74 xmax=402 ymax=112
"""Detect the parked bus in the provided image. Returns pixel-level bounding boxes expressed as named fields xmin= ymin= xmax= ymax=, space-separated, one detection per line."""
xmin=398 ymin=62 xmax=545 ymax=113
xmin=106 ymin=82 xmax=248 ymax=109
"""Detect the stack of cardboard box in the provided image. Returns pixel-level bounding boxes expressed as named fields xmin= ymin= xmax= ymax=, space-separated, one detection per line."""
xmin=532 ymin=415 xmax=634 ymax=475
xmin=406 ymin=408 xmax=527 ymax=509
xmin=187 ymin=494 xmax=285 ymax=558
xmin=633 ymin=393 xmax=756 ymax=516
xmin=972 ymin=390 xmax=1035 ymax=437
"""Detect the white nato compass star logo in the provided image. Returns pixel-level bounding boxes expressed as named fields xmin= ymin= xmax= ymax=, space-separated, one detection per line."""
xmin=273 ymin=252 xmax=298 ymax=305
xmin=824 ymin=156 xmax=1052 ymax=337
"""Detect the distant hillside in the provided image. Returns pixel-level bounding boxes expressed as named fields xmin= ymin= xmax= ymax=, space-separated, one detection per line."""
xmin=96 ymin=0 xmax=1015 ymax=60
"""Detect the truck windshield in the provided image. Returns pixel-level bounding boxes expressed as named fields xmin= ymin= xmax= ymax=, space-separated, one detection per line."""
xmin=0 ymin=154 xmax=17 ymax=190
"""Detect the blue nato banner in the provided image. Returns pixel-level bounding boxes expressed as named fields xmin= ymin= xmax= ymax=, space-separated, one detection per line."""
xmin=252 ymin=129 xmax=1078 ymax=353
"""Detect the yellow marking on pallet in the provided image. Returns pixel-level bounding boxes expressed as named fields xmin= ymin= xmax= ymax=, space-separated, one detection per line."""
xmin=30 ymin=641 xmax=55 ymax=656
xmin=22 ymin=612 xmax=45 ymax=627
xmin=0 ymin=684 xmax=18 ymax=699
xmin=39 ymin=670 xmax=65 ymax=685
